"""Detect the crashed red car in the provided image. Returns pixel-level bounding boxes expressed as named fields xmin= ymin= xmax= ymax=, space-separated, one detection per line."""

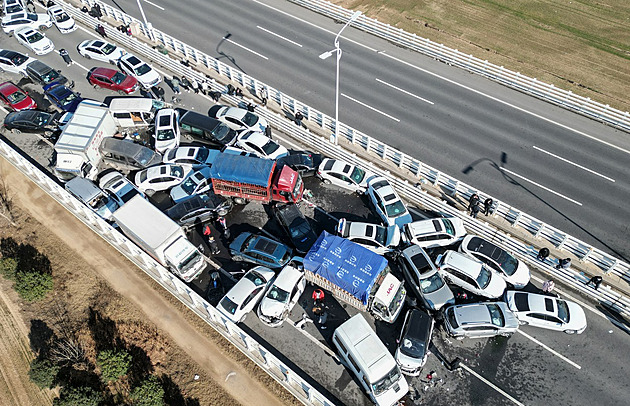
xmin=87 ymin=67 xmax=138 ymax=94
xmin=0 ymin=81 xmax=36 ymax=111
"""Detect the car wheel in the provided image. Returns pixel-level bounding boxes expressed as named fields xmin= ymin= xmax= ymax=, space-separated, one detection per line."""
xmin=145 ymin=189 xmax=156 ymax=197
xmin=43 ymin=130 xmax=53 ymax=137
xmin=118 ymin=90 xmax=127 ymax=95
xmin=11 ymin=128 xmax=21 ymax=135
xmin=183 ymin=133 xmax=194 ymax=142
xmin=322 ymin=179 xmax=331 ymax=185
xmin=232 ymin=255 xmax=243 ymax=262
xmin=520 ymin=321 xmax=529 ymax=326
xmin=84 ymin=54 xmax=91 ymax=60
xmin=39 ymin=25 xmax=49 ymax=31
xmin=564 ymin=329 xmax=577 ymax=335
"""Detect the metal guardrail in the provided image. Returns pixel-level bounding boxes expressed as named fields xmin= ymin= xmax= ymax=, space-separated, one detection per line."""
xmin=72 ymin=0 xmax=630 ymax=285
xmin=0 ymin=140 xmax=337 ymax=406
xmin=288 ymin=0 xmax=630 ymax=133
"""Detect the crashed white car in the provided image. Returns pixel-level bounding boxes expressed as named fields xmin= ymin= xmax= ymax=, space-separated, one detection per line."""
xmin=257 ymin=259 xmax=306 ymax=327
xmin=47 ymin=5 xmax=76 ymax=33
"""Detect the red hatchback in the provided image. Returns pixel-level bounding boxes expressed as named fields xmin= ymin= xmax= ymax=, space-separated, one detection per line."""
xmin=87 ymin=67 xmax=138 ymax=94
xmin=0 ymin=82 xmax=37 ymax=111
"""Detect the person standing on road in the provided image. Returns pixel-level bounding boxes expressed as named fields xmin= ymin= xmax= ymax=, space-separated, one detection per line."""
xmin=259 ymin=87 xmax=268 ymax=106
xmin=190 ymin=77 xmax=200 ymax=94
xmin=483 ymin=198 xmax=493 ymax=216
xmin=203 ymin=225 xmax=220 ymax=255
xmin=170 ymin=77 xmax=181 ymax=94
xmin=470 ymin=201 xmax=480 ymax=218
xmin=542 ymin=280 xmax=555 ymax=293
xmin=96 ymin=24 xmax=107 ymax=38
xmin=59 ymin=49 xmax=72 ymax=66
xmin=312 ymin=289 xmax=325 ymax=306
xmin=537 ymin=247 xmax=550 ymax=261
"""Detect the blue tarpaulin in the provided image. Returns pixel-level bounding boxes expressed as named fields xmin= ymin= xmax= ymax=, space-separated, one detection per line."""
xmin=209 ymin=154 xmax=274 ymax=186
xmin=303 ymin=231 xmax=388 ymax=306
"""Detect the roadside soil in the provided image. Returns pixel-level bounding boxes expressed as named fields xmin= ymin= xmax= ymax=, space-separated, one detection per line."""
xmin=0 ymin=158 xmax=296 ymax=405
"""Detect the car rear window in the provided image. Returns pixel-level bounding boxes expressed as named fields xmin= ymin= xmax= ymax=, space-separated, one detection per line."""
xmin=513 ymin=292 xmax=530 ymax=311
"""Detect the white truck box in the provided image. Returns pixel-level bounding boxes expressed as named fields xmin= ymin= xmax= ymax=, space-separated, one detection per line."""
xmin=112 ymin=195 xmax=206 ymax=282
xmin=54 ymin=102 xmax=118 ymax=181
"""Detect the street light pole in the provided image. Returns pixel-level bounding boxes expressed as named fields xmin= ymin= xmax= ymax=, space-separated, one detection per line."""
xmin=319 ymin=11 xmax=362 ymax=145
xmin=136 ymin=0 xmax=155 ymax=41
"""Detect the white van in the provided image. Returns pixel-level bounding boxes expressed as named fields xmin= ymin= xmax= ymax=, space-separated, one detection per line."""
xmin=333 ymin=314 xmax=408 ymax=406
xmin=107 ymin=97 xmax=165 ymax=128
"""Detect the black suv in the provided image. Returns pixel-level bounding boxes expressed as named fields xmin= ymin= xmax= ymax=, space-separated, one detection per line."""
xmin=166 ymin=193 xmax=233 ymax=227
xmin=175 ymin=108 xmax=237 ymax=147
xmin=25 ymin=60 xmax=72 ymax=88
xmin=273 ymin=203 xmax=317 ymax=254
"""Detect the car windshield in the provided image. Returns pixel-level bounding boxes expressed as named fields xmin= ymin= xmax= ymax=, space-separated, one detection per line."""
xmin=156 ymin=128 xmax=175 ymax=140
xmin=7 ymin=91 xmax=26 ymax=104
xmin=388 ymin=285 xmax=405 ymax=314
xmin=487 ymin=304 xmax=505 ymax=327
xmin=476 ymin=265 xmax=492 ymax=289
xmin=243 ymin=234 xmax=257 ymax=250
xmin=111 ymin=72 xmax=126 ymax=84
xmin=292 ymin=176 xmax=302 ymax=201
xmin=244 ymin=270 xmax=267 ymax=286
xmin=26 ymin=12 xmax=37 ymax=19
xmin=419 ymin=273 xmax=445 ymax=294
xmin=219 ymin=297 xmax=238 ymax=315
xmin=290 ymin=219 xmax=311 ymax=239
xmin=134 ymin=63 xmax=152 ymax=76
xmin=34 ymin=112 xmax=50 ymax=126
xmin=443 ymin=219 xmax=456 ymax=235
xmin=373 ymin=226 xmax=387 ymax=245
xmin=399 ymin=335 xmax=426 ymax=358
xmin=180 ymin=176 xmax=200 ymax=194
xmin=169 ymin=166 xmax=184 ymax=177
xmin=556 ymin=300 xmax=570 ymax=323
xmin=372 ymin=366 xmax=402 ymax=396
xmin=242 ymin=112 xmax=258 ymax=126
xmin=211 ymin=124 xmax=231 ymax=142
xmin=385 ymin=200 xmax=407 ymax=217
xmin=195 ymin=148 xmax=209 ymax=162
xmin=496 ymin=251 xmax=519 ymax=275
xmin=102 ymin=43 xmax=116 ymax=55
xmin=135 ymin=149 xmax=155 ymax=165
xmin=40 ymin=69 xmax=60 ymax=84
xmin=349 ymin=166 xmax=366 ymax=183
xmin=60 ymin=92 xmax=78 ymax=105
xmin=118 ymin=187 xmax=138 ymax=203
xmin=55 ymin=13 xmax=70 ymax=23
xmin=9 ymin=53 xmax=27 ymax=65
xmin=261 ymin=139 xmax=280 ymax=155
xmin=27 ymin=32 xmax=44 ymax=43
xmin=265 ymin=285 xmax=290 ymax=303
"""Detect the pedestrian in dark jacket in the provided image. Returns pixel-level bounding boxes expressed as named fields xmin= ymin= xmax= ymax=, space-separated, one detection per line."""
xmin=226 ymin=84 xmax=235 ymax=95
xmin=586 ymin=275 xmax=603 ymax=290
xmin=468 ymin=193 xmax=480 ymax=212
xmin=235 ymin=87 xmax=243 ymax=98
xmin=295 ymin=111 xmax=304 ymax=126
xmin=59 ymin=49 xmax=72 ymax=66
xmin=180 ymin=76 xmax=191 ymax=93
xmin=483 ymin=198 xmax=493 ymax=216
xmin=96 ymin=24 xmax=107 ymax=38
xmin=259 ymin=87 xmax=268 ymax=106
xmin=210 ymin=91 xmax=221 ymax=102
xmin=537 ymin=247 xmax=550 ymax=261
xmin=470 ymin=202 xmax=480 ymax=219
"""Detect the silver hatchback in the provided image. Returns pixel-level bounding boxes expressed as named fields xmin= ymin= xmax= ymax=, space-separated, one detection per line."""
xmin=442 ymin=302 xmax=519 ymax=339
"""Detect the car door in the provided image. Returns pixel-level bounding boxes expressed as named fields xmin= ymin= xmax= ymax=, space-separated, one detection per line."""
xmin=463 ymin=325 xmax=498 ymax=338
xmin=225 ymin=116 xmax=244 ymax=130
xmin=86 ymin=46 xmax=102 ymax=59
xmin=94 ymin=74 xmax=114 ymax=90
xmin=15 ymin=31 xmax=27 ymax=48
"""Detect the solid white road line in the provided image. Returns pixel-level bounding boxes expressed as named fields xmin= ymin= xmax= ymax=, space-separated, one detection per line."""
xmin=532 ymin=146 xmax=615 ymax=182
xmin=516 ymin=330 xmax=582 ymax=369
xmin=375 ymin=77 xmax=434 ymax=105
xmin=459 ymin=363 xmax=525 ymax=406
xmin=341 ymin=93 xmax=400 ymax=122
xmin=142 ymin=0 xmax=164 ymax=11
xmin=257 ymin=26 xmax=303 ymax=47
xmin=501 ymin=168 xmax=583 ymax=206
xmin=379 ymin=52 xmax=630 ymax=156
xmin=223 ymin=37 xmax=269 ymax=60
xmin=72 ymin=61 xmax=90 ymax=72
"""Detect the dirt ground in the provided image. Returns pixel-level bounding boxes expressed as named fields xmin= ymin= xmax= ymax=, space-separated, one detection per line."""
xmin=334 ymin=0 xmax=630 ymax=112
xmin=0 ymin=159 xmax=297 ymax=405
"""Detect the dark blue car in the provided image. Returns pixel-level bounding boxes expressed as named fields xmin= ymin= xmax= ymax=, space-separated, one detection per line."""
xmin=229 ymin=232 xmax=292 ymax=269
xmin=43 ymin=83 xmax=83 ymax=112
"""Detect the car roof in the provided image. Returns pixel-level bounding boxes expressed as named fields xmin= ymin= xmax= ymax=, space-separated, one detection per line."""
xmin=346 ymin=221 xmax=382 ymax=239
xmin=512 ymin=291 xmax=556 ymax=314
xmin=405 ymin=219 xmax=442 ymax=235
xmin=404 ymin=309 xmax=433 ymax=341
xmin=402 ymin=245 xmax=436 ymax=275
xmin=91 ymin=67 xmax=118 ymax=77
xmin=0 ymin=81 xmax=19 ymax=93
xmin=25 ymin=59 xmax=51 ymax=73
xmin=179 ymin=109 xmax=221 ymax=130
xmin=273 ymin=264 xmax=303 ymax=291
xmin=144 ymin=164 xmax=183 ymax=178
xmin=122 ymin=54 xmax=142 ymax=66
xmin=453 ymin=303 xmax=493 ymax=324
xmin=15 ymin=26 xmax=38 ymax=35
xmin=251 ymin=236 xmax=281 ymax=255
xmin=442 ymin=251 xmax=482 ymax=276
xmin=323 ymin=159 xmax=352 ymax=174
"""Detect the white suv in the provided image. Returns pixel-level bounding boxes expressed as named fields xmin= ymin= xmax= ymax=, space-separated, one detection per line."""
xmin=402 ymin=217 xmax=466 ymax=248
xmin=366 ymin=176 xmax=412 ymax=229
xmin=436 ymin=250 xmax=506 ymax=299
xmin=117 ymin=53 xmax=161 ymax=88
xmin=153 ymin=108 xmax=180 ymax=153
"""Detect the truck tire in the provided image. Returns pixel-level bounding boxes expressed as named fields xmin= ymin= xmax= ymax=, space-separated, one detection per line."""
xmin=233 ymin=197 xmax=248 ymax=205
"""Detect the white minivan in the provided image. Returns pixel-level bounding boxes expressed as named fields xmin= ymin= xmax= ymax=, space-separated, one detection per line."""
xmin=333 ymin=314 xmax=408 ymax=406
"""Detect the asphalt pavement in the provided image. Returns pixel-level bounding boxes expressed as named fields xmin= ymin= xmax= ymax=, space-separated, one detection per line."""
xmin=1 ymin=6 xmax=630 ymax=406
xmin=98 ymin=0 xmax=630 ymax=264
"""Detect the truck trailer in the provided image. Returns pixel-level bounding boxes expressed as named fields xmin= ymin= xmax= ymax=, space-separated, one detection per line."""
xmin=112 ymin=195 xmax=206 ymax=282
xmin=209 ymin=153 xmax=303 ymax=204
xmin=54 ymin=102 xmax=117 ymax=181
xmin=303 ymin=231 xmax=407 ymax=323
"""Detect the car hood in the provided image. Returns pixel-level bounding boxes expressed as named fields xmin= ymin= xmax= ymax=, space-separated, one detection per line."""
xmin=258 ymin=297 xmax=286 ymax=318
xmin=229 ymin=233 xmax=250 ymax=252
xmin=424 ymin=284 xmax=455 ymax=311
xmin=385 ymin=226 xmax=401 ymax=247
xmin=506 ymin=260 xmax=531 ymax=288
xmin=13 ymin=95 xmax=36 ymax=111
xmin=119 ymin=75 xmax=139 ymax=90
xmin=393 ymin=212 xmax=413 ymax=230
xmin=395 ymin=347 xmax=427 ymax=373
xmin=482 ymin=272 xmax=508 ymax=299
xmin=137 ymin=68 xmax=160 ymax=85
xmin=565 ymin=301 xmax=587 ymax=332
